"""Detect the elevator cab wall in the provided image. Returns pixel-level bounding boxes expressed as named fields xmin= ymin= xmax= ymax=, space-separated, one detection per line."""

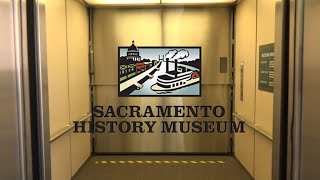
xmin=234 ymin=0 xmax=276 ymax=179
xmin=45 ymin=0 xmax=91 ymax=179
xmin=92 ymin=7 xmax=233 ymax=153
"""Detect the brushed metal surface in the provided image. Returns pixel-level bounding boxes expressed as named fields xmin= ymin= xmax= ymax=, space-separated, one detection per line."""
xmin=300 ymin=0 xmax=320 ymax=179
xmin=94 ymin=85 xmax=231 ymax=153
xmin=32 ymin=0 xmax=52 ymax=178
xmin=285 ymin=0 xmax=296 ymax=179
xmin=292 ymin=0 xmax=303 ymax=179
xmin=272 ymin=0 xmax=290 ymax=179
xmin=93 ymin=7 xmax=231 ymax=86
xmin=0 ymin=0 xmax=22 ymax=179
xmin=92 ymin=8 xmax=163 ymax=86
xmin=0 ymin=0 xmax=32 ymax=178
xmin=92 ymin=7 xmax=232 ymax=153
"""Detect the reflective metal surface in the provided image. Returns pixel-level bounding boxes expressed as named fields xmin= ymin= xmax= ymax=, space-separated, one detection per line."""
xmin=95 ymin=85 xmax=231 ymax=153
xmin=92 ymin=7 xmax=232 ymax=153
xmin=300 ymin=0 xmax=320 ymax=179
xmin=0 ymin=0 xmax=30 ymax=179
xmin=285 ymin=0 xmax=296 ymax=179
xmin=272 ymin=0 xmax=290 ymax=179
xmin=37 ymin=1 xmax=52 ymax=179
xmin=292 ymin=0 xmax=304 ymax=179
xmin=27 ymin=0 xmax=52 ymax=179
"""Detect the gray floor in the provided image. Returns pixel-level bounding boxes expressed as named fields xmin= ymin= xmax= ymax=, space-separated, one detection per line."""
xmin=73 ymin=156 xmax=252 ymax=180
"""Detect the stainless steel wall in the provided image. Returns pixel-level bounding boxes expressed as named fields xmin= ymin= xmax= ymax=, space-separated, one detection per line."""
xmin=274 ymin=0 xmax=320 ymax=179
xmin=0 ymin=0 xmax=22 ymax=178
xmin=92 ymin=7 xmax=232 ymax=153
xmin=300 ymin=0 xmax=320 ymax=178
xmin=0 ymin=0 xmax=30 ymax=179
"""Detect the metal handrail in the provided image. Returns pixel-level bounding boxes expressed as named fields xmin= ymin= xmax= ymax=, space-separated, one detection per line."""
xmin=232 ymin=113 xmax=273 ymax=140
xmin=50 ymin=113 xmax=92 ymax=143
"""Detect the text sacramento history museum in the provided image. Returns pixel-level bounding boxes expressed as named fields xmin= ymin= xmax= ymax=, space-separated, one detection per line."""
xmin=73 ymin=105 xmax=246 ymax=134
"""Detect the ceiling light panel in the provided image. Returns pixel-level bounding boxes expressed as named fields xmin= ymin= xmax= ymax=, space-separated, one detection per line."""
xmin=85 ymin=0 xmax=160 ymax=5
xmin=85 ymin=0 xmax=236 ymax=5
xmin=162 ymin=0 xmax=236 ymax=4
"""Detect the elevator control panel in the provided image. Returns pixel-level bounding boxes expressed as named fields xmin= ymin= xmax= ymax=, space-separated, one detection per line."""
xmin=258 ymin=43 xmax=275 ymax=92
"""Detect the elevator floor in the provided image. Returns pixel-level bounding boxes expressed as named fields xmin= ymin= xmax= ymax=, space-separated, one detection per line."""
xmin=72 ymin=155 xmax=252 ymax=180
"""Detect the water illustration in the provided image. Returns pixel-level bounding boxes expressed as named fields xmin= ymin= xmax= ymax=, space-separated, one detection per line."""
xmin=118 ymin=41 xmax=201 ymax=97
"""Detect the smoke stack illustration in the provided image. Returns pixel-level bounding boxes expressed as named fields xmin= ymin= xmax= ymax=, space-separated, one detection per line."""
xmin=165 ymin=49 xmax=190 ymax=74
xmin=166 ymin=58 xmax=169 ymax=73
xmin=175 ymin=59 xmax=178 ymax=78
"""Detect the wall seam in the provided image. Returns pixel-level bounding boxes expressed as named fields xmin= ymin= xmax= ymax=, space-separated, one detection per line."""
xmin=64 ymin=0 xmax=73 ymax=178
xmin=253 ymin=0 xmax=258 ymax=178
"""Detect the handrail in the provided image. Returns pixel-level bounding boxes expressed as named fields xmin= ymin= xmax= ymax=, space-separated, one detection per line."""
xmin=50 ymin=113 xmax=92 ymax=143
xmin=232 ymin=113 xmax=273 ymax=140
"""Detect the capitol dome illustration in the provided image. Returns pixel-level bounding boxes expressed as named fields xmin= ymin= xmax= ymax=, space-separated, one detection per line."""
xmin=126 ymin=40 xmax=141 ymax=61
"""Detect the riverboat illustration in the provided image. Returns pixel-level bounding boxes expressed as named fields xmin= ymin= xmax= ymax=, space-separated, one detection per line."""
xmin=151 ymin=58 xmax=200 ymax=92
xmin=118 ymin=41 xmax=201 ymax=96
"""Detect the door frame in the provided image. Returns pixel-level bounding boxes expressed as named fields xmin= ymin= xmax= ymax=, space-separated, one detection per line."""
xmin=26 ymin=0 xmax=52 ymax=179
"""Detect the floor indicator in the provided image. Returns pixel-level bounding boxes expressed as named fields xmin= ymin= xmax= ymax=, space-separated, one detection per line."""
xmin=95 ymin=161 xmax=99 ymax=164
xmin=181 ymin=161 xmax=189 ymax=164
xmin=217 ymin=161 xmax=225 ymax=164
xmin=172 ymin=161 xmax=180 ymax=163
xmin=200 ymin=161 xmax=207 ymax=164
xmin=163 ymin=161 xmax=171 ymax=163
xmin=136 ymin=161 xmax=143 ymax=163
xmin=119 ymin=161 xmax=126 ymax=164
xmin=127 ymin=161 xmax=135 ymax=164
xmin=190 ymin=161 xmax=198 ymax=164
xmin=145 ymin=161 xmax=152 ymax=163
xmin=208 ymin=161 xmax=216 ymax=164
xmin=101 ymin=161 xmax=107 ymax=164
xmin=110 ymin=161 xmax=117 ymax=164
xmin=155 ymin=161 xmax=162 ymax=164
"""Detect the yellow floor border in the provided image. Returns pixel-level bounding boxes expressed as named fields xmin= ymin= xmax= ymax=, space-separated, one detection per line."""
xmin=95 ymin=160 xmax=225 ymax=164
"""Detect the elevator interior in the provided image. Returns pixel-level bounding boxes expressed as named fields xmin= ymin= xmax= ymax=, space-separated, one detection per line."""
xmin=43 ymin=0 xmax=277 ymax=179
xmin=46 ymin=0 xmax=275 ymax=179
xmin=1 ymin=0 xmax=293 ymax=179
xmin=92 ymin=6 xmax=233 ymax=153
